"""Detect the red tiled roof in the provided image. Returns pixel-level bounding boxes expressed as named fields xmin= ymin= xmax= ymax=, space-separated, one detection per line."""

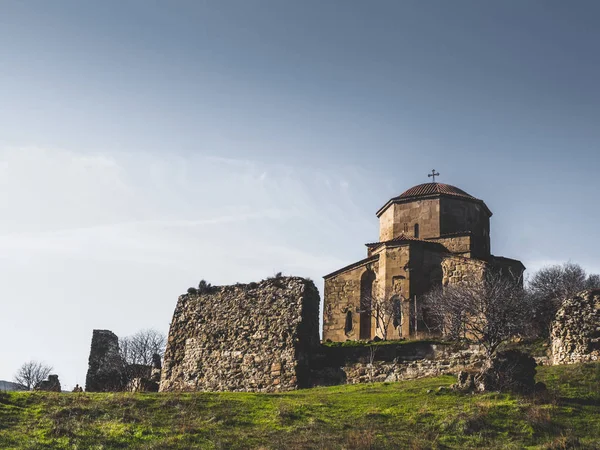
xmin=376 ymin=182 xmax=491 ymax=217
xmin=365 ymin=233 xmax=445 ymax=248
xmin=396 ymin=183 xmax=476 ymax=200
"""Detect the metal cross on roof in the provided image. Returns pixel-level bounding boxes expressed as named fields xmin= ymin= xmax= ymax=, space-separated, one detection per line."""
xmin=428 ymin=169 xmax=440 ymax=182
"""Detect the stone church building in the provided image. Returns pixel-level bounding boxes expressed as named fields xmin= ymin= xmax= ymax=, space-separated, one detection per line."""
xmin=323 ymin=181 xmax=524 ymax=342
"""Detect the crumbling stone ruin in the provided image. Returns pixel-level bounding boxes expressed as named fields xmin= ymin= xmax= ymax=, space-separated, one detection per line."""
xmin=126 ymin=354 xmax=162 ymax=393
xmin=552 ymin=289 xmax=600 ymax=365
xmin=34 ymin=374 xmax=61 ymax=392
xmin=453 ymin=350 xmax=539 ymax=394
xmin=477 ymin=350 xmax=537 ymax=393
xmin=312 ymin=342 xmax=485 ymax=386
xmin=85 ymin=329 xmax=126 ymax=392
xmin=160 ymin=276 xmax=320 ymax=392
xmin=85 ymin=329 xmax=163 ymax=392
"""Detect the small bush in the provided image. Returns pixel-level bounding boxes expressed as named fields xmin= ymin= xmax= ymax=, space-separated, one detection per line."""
xmin=525 ymin=405 xmax=554 ymax=433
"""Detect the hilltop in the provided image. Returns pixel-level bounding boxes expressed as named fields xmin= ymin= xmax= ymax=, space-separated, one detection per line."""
xmin=0 ymin=362 xmax=599 ymax=449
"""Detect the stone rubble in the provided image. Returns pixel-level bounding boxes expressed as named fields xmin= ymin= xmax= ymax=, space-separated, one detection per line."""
xmin=551 ymin=289 xmax=600 ymax=365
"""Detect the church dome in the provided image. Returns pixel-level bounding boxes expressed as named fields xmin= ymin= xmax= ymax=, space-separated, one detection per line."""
xmin=397 ymin=182 xmax=476 ymax=201
xmin=376 ymin=182 xmax=490 ymax=217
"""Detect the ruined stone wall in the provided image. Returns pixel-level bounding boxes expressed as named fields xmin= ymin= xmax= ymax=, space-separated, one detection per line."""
xmin=312 ymin=343 xmax=484 ymax=386
xmin=85 ymin=330 xmax=126 ymax=392
xmin=160 ymin=277 xmax=320 ymax=392
xmin=552 ymin=289 xmax=600 ymax=365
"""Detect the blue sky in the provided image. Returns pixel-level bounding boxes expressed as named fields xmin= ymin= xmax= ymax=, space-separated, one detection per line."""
xmin=1 ymin=1 xmax=599 ymax=388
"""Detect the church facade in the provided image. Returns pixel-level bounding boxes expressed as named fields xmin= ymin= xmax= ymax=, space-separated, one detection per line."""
xmin=323 ymin=181 xmax=524 ymax=342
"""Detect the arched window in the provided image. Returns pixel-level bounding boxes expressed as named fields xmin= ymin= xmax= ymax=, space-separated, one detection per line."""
xmin=344 ymin=310 xmax=353 ymax=334
xmin=359 ymin=269 xmax=376 ymax=340
xmin=414 ymin=223 xmax=420 ymax=238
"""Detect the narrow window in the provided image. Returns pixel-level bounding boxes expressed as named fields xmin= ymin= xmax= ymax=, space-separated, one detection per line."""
xmin=414 ymin=223 xmax=420 ymax=238
xmin=403 ymin=223 xmax=408 ymax=233
xmin=392 ymin=297 xmax=402 ymax=330
xmin=344 ymin=311 xmax=353 ymax=334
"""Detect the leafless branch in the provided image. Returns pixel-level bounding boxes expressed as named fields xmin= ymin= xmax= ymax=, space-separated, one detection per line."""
xmin=424 ymin=270 xmax=531 ymax=358
xmin=120 ymin=328 xmax=166 ymax=366
xmin=359 ymin=294 xmax=403 ymax=340
xmin=13 ymin=360 xmax=53 ymax=390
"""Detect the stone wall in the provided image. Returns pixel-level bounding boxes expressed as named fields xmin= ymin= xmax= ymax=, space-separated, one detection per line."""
xmin=160 ymin=277 xmax=320 ymax=392
xmin=441 ymin=255 xmax=487 ymax=286
xmin=323 ymin=259 xmax=379 ymax=342
xmin=85 ymin=329 xmax=126 ymax=392
xmin=312 ymin=342 xmax=484 ymax=385
xmin=439 ymin=198 xmax=490 ymax=259
xmin=552 ymin=289 xmax=600 ymax=365
xmin=431 ymin=234 xmax=472 ymax=256
xmin=379 ymin=199 xmax=441 ymax=241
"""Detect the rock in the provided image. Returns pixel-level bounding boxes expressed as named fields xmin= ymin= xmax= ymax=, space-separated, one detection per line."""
xmin=453 ymin=370 xmax=475 ymax=391
xmin=474 ymin=350 xmax=537 ymax=394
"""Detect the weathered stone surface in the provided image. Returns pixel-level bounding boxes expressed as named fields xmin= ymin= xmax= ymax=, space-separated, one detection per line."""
xmin=473 ymin=350 xmax=537 ymax=394
xmin=551 ymin=289 xmax=600 ymax=365
xmin=85 ymin=329 xmax=126 ymax=392
xmin=160 ymin=277 xmax=320 ymax=392
xmin=125 ymin=353 xmax=163 ymax=392
xmin=453 ymin=371 xmax=475 ymax=391
xmin=35 ymin=374 xmax=61 ymax=392
xmin=312 ymin=343 xmax=484 ymax=386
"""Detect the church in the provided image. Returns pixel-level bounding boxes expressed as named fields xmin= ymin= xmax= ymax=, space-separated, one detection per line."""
xmin=323 ymin=174 xmax=524 ymax=342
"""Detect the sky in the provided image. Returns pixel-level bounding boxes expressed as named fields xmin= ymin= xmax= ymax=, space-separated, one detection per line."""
xmin=1 ymin=0 xmax=600 ymax=389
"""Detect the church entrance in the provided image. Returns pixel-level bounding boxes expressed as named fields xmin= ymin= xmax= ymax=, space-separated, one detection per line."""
xmin=359 ymin=269 xmax=376 ymax=340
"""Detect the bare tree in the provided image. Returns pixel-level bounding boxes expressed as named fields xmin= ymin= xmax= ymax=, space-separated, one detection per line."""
xmin=424 ymin=270 xmax=531 ymax=359
xmin=120 ymin=329 xmax=166 ymax=366
xmin=528 ymin=262 xmax=600 ymax=336
xmin=13 ymin=361 xmax=53 ymax=390
xmin=359 ymin=294 xmax=403 ymax=340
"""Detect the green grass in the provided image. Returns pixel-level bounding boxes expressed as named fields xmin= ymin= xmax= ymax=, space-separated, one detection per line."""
xmin=1 ymin=363 xmax=599 ymax=449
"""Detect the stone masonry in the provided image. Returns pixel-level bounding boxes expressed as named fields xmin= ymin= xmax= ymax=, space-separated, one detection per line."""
xmin=85 ymin=329 xmax=126 ymax=392
xmin=552 ymin=289 xmax=600 ymax=365
xmin=335 ymin=345 xmax=484 ymax=385
xmin=160 ymin=277 xmax=320 ymax=392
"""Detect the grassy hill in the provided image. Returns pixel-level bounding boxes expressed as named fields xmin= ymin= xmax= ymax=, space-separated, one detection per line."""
xmin=1 ymin=363 xmax=599 ymax=449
